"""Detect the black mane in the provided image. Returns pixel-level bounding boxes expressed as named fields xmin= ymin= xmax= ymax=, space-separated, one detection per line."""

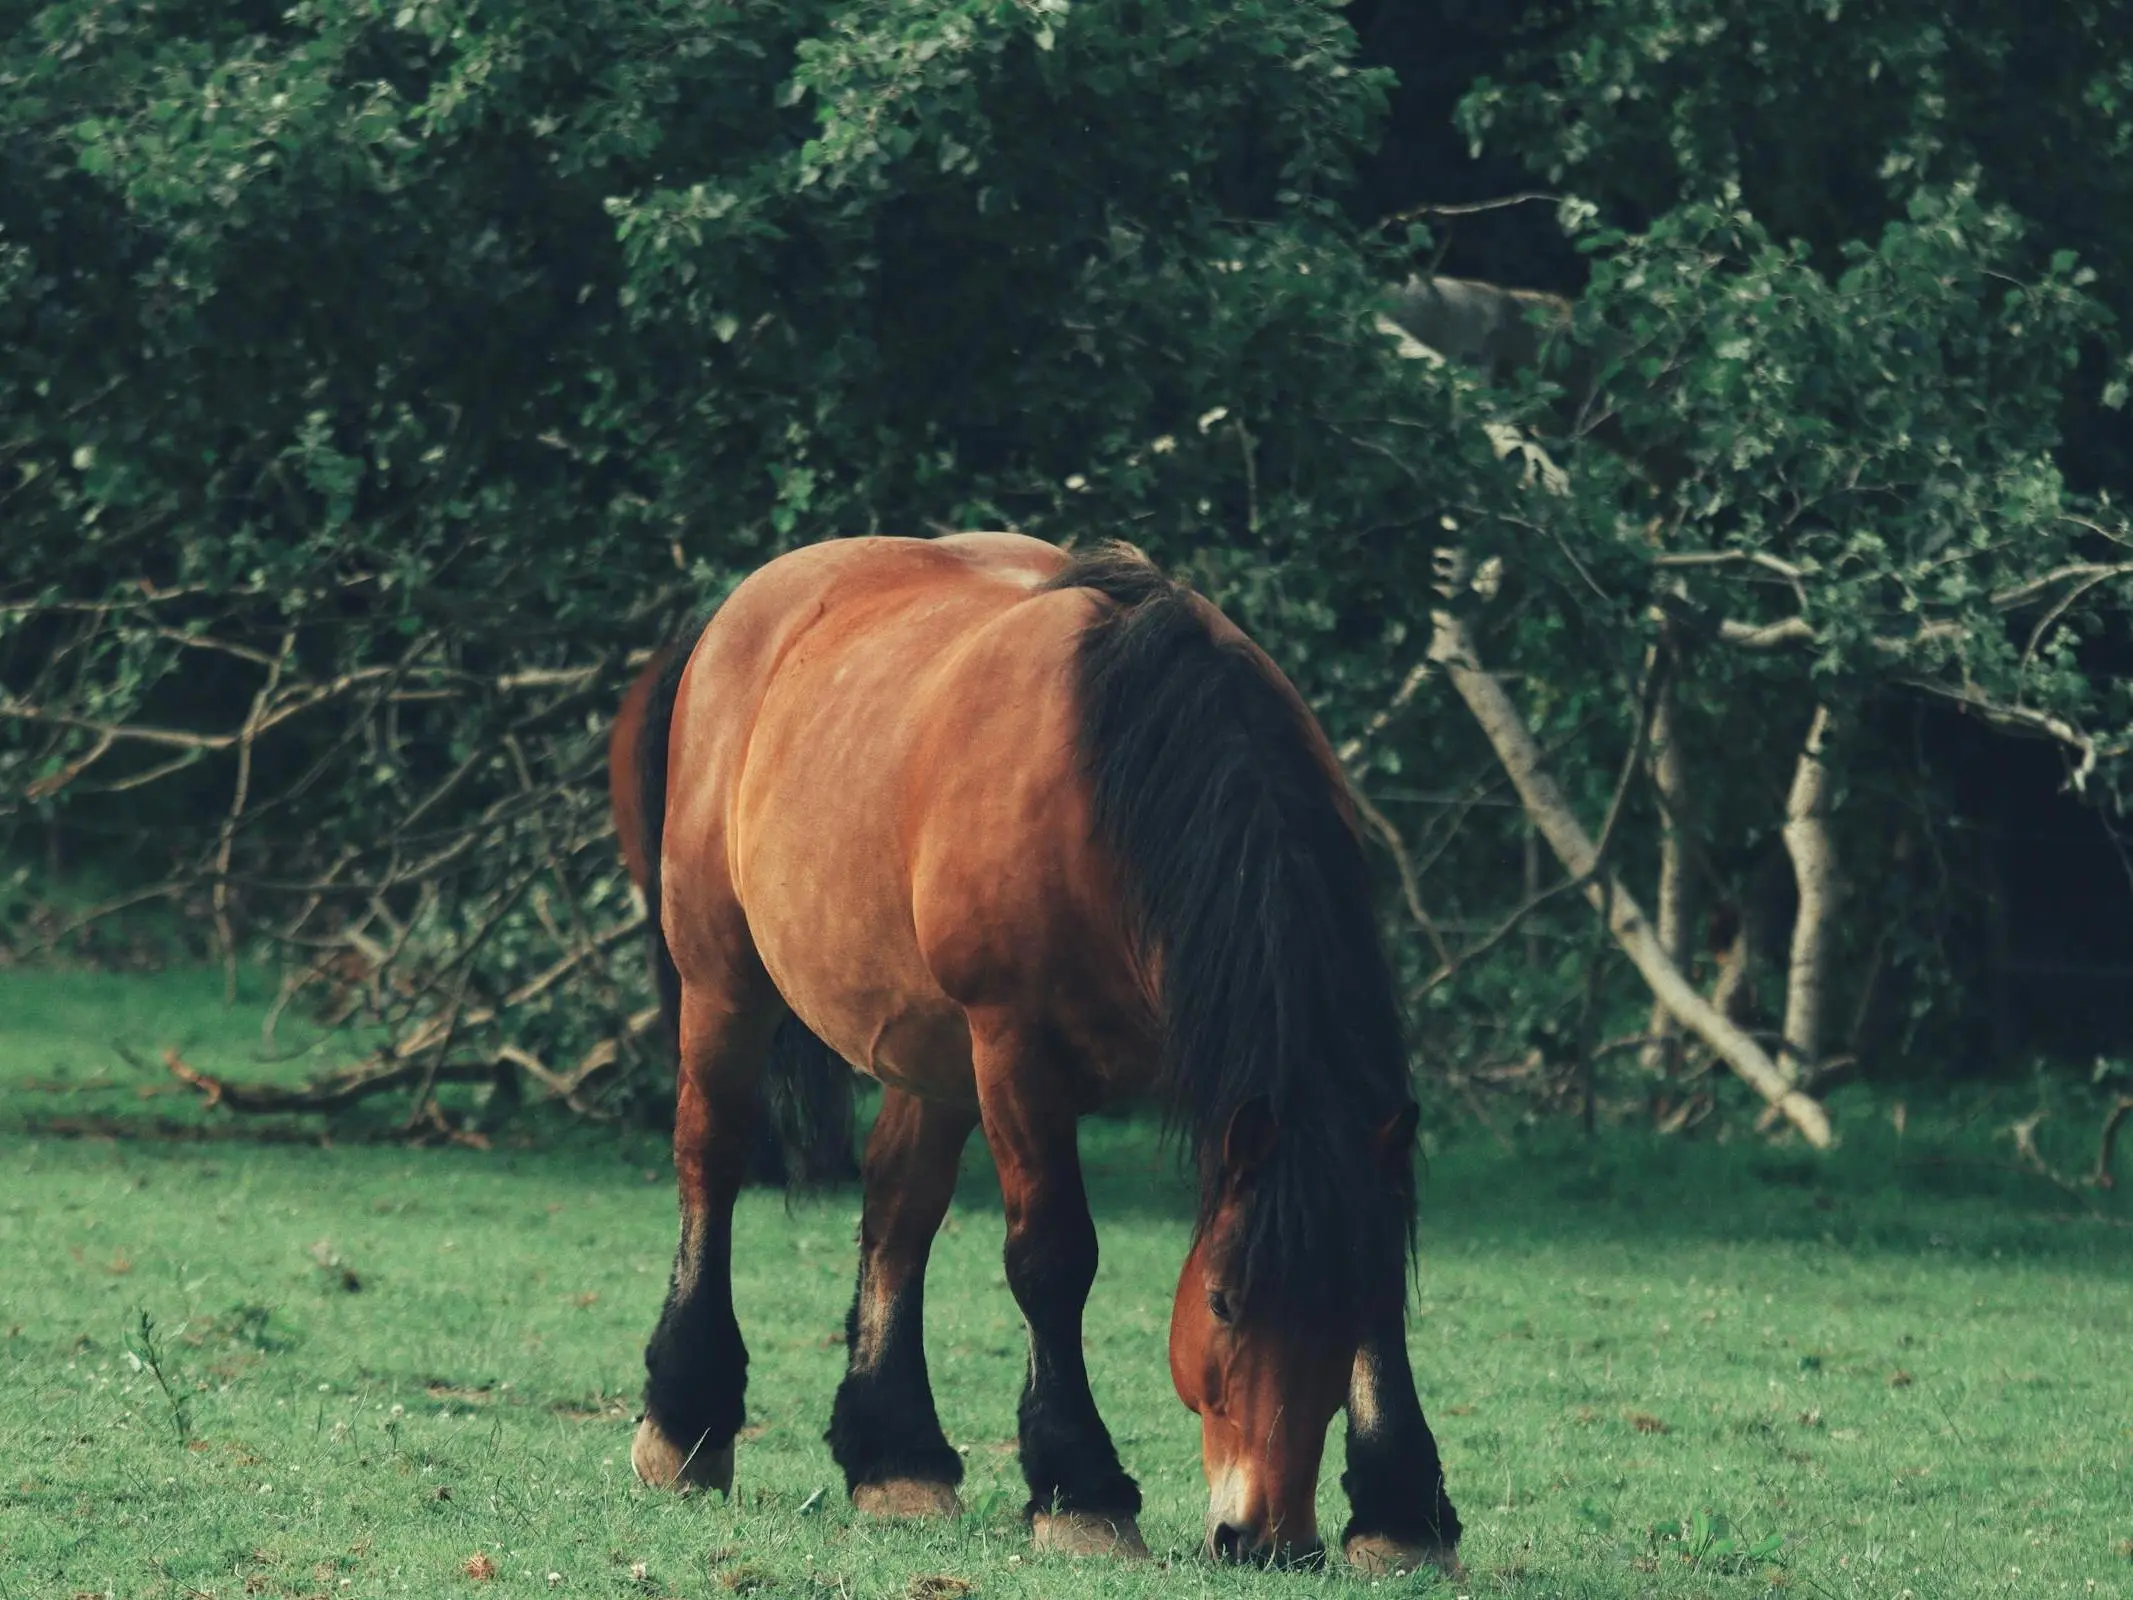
xmin=1043 ymin=543 xmax=1419 ymax=1330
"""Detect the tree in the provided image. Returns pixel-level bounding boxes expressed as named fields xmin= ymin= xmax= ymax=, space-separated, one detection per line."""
xmin=5 ymin=0 xmax=2129 ymax=1143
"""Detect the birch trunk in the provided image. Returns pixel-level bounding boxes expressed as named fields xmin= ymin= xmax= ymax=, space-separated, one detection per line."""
xmin=1639 ymin=676 xmax=1691 ymax=1078
xmin=1779 ymin=705 xmax=1840 ymax=1082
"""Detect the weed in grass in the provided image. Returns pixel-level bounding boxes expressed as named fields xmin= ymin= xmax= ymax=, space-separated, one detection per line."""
xmin=122 ymin=1308 xmax=192 ymax=1446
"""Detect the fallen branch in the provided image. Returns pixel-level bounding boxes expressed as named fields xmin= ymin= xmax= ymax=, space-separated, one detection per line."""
xmin=495 ymin=1005 xmax=658 ymax=1113
xmin=2010 ymin=1098 xmax=2133 ymax=1193
xmin=1652 ymin=549 xmax=1807 ymax=581
xmin=163 ymin=1046 xmax=498 ymax=1114
xmin=161 ymin=1007 xmax=655 ymax=1120
xmin=1427 ymin=563 xmax=1832 ymax=1148
xmin=1380 ymin=193 xmax=1564 ymax=227
xmin=2010 ymin=1111 xmax=2088 ymax=1197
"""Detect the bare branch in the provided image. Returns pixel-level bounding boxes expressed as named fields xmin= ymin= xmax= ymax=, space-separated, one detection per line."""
xmin=495 ymin=665 xmax=606 ymax=692
xmin=22 ymin=728 xmax=116 ymax=801
xmin=1653 ymin=549 xmax=1807 ymax=581
xmin=1717 ymin=616 xmax=1818 ymax=651
xmin=1336 ymin=658 xmax=1434 ymax=767
xmin=1414 ymin=872 xmax=1588 ymax=1000
xmin=1380 ymin=193 xmax=1564 ymax=226
xmin=1347 ymin=784 xmax=1454 ymax=969
xmin=216 ymin=631 xmax=295 ymax=1002
xmin=1895 ymin=677 xmax=2106 ymax=791
xmin=1990 ymin=559 xmax=2133 ymax=611
xmin=163 ymin=1046 xmax=498 ymax=1114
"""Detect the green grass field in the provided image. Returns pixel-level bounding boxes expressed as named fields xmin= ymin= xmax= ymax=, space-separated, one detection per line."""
xmin=3 ymin=967 xmax=2130 ymax=1599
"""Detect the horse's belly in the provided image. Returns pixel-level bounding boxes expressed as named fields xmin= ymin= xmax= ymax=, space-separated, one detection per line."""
xmin=751 ymin=907 xmax=979 ymax=1105
xmin=799 ymin=991 xmax=977 ymax=1106
xmin=861 ymin=998 xmax=977 ymax=1103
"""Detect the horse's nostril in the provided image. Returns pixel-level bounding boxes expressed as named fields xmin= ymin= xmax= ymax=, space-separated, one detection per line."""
xmin=1211 ymin=1523 xmax=1249 ymax=1562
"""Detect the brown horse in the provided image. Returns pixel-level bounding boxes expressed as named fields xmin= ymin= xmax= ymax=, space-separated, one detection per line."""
xmin=628 ymin=533 xmax=1462 ymax=1572
xmin=611 ymin=648 xmax=859 ymax=1189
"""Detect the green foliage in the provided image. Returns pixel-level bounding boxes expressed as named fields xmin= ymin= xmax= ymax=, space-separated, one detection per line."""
xmin=1434 ymin=0 xmax=2133 ymax=1092
xmin=1541 ymin=182 xmax=2114 ymax=705
xmin=1460 ymin=0 xmax=2133 ymax=297
xmin=6 ymin=0 xmax=2133 ymax=1121
xmin=2 ymin=0 xmax=1476 ymax=1102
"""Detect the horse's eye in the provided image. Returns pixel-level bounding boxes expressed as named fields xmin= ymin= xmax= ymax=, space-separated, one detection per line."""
xmin=1207 ymin=1288 xmax=1235 ymax=1325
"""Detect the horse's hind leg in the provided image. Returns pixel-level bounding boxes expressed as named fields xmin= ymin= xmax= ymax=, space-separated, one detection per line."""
xmin=826 ymin=1087 xmax=976 ymax=1517
xmin=972 ymin=1023 xmax=1148 ymax=1558
xmin=633 ymin=967 xmax=782 ymax=1494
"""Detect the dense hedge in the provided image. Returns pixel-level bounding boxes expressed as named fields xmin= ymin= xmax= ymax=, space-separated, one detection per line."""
xmin=4 ymin=0 xmax=2129 ymax=1130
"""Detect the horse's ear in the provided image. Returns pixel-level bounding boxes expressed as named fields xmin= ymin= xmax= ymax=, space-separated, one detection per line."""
xmin=1374 ymin=1102 xmax=1420 ymax=1177
xmin=1222 ymin=1095 xmax=1279 ymax=1181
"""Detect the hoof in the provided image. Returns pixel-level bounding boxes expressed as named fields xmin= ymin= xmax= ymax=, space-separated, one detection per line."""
xmin=852 ymin=1479 xmax=963 ymax=1519
xmin=1031 ymin=1510 xmax=1152 ymax=1559
xmin=631 ymin=1417 xmax=735 ymax=1495
xmin=1343 ymin=1534 xmax=1464 ymax=1580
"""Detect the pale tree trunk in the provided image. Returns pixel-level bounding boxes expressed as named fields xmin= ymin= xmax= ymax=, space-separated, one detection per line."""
xmin=1780 ymin=705 xmax=1841 ymax=1083
xmin=1427 ymin=563 xmax=1832 ymax=1147
xmin=1639 ymin=674 xmax=1691 ymax=1079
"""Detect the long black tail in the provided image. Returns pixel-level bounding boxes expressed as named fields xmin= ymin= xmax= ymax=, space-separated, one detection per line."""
xmin=635 ymin=626 xmax=860 ymax=1191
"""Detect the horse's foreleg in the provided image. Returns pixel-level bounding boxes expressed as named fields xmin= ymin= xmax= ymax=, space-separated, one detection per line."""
xmin=826 ymin=1087 xmax=976 ymax=1517
xmin=634 ymin=983 xmax=780 ymax=1495
xmin=976 ymin=1038 xmax=1147 ymax=1559
xmin=1337 ymin=1322 xmax=1464 ymax=1578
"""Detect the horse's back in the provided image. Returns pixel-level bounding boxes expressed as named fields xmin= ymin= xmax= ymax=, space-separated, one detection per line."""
xmin=662 ymin=535 xmax=1145 ymax=1106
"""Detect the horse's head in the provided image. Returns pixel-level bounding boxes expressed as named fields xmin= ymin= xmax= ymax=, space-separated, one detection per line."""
xmin=1168 ymin=1096 xmax=1418 ymax=1566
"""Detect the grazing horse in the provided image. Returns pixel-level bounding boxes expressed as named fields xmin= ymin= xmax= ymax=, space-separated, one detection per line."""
xmin=611 ymin=649 xmax=859 ymax=1189
xmin=628 ymin=533 xmax=1462 ymax=1572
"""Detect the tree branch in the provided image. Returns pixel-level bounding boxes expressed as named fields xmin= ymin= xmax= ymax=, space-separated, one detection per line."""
xmin=1347 ymin=784 xmax=1454 ymax=969
xmin=1426 ymin=561 xmax=1832 ymax=1147
xmin=1336 ymin=658 xmax=1434 ymax=767
xmin=163 ymin=1046 xmax=498 ymax=1114
xmin=1894 ymin=677 xmax=2106 ymax=791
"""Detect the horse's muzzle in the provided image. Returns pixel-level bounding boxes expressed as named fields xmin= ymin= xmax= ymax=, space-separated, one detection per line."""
xmin=1208 ymin=1523 xmax=1326 ymax=1569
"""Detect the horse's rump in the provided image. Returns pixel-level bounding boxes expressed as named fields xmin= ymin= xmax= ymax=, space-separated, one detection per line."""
xmin=660 ymin=533 xmax=1153 ymax=1110
xmin=615 ymin=635 xmax=857 ymax=1186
